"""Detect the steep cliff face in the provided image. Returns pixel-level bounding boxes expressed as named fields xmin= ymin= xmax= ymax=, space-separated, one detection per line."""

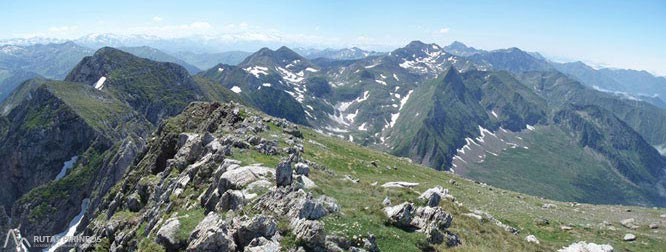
xmin=554 ymin=105 xmax=666 ymax=187
xmin=0 ymin=47 xmax=244 ymax=245
xmin=0 ymin=79 xmax=152 ymax=244
xmin=0 ymin=85 xmax=98 ymax=209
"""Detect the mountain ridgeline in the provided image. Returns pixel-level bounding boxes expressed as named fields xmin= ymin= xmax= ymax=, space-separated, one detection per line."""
xmin=0 ymin=41 xmax=666 ymax=251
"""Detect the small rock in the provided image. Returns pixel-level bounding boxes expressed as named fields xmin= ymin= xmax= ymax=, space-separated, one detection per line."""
xmin=442 ymin=231 xmax=461 ymax=247
xmin=525 ymin=235 xmax=540 ymax=244
xmin=560 ymin=225 xmax=573 ymax=231
xmin=127 ymin=193 xmax=143 ymax=212
xmin=219 ymin=164 xmax=274 ymax=190
xmin=462 ymin=213 xmax=483 ymax=221
xmin=623 ymin=233 xmax=636 ymax=241
xmin=534 ymin=217 xmax=549 ymax=226
xmin=361 ymin=234 xmax=378 ymax=252
xmin=383 ymin=202 xmax=414 ymax=228
xmin=411 ymin=206 xmax=453 ymax=230
xmin=418 ymin=186 xmax=447 ymax=207
xmin=649 ymin=223 xmax=659 ymax=229
xmin=156 ymin=218 xmax=183 ymax=251
xmin=187 ymin=212 xmax=236 ymax=251
xmin=542 ymin=203 xmax=557 ymax=209
xmin=343 ymin=175 xmax=359 ymax=183
xmin=660 ymin=213 xmax=666 ymax=218
xmin=381 ymin=181 xmax=419 ymax=188
xmin=290 ymin=219 xmax=326 ymax=249
xmin=283 ymin=127 xmax=303 ymax=138
xmin=620 ymin=218 xmax=639 ymax=230
xmin=217 ymin=190 xmax=245 ymax=211
xmin=244 ymin=237 xmax=280 ymax=252
xmin=233 ymin=215 xmax=278 ymax=248
xmin=294 ymin=175 xmax=317 ymax=189
xmin=424 ymin=224 xmax=444 ymax=244
xmin=558 ymin=241 xmax=613 ymax=252
xmin=448 ymin=179 xmax=456 ymax=185
xmin=382 ymin=197 xmax=392 ymax=206
xmin=294 ymin=162 xmax=310 ymax=176
xmin=370 ymin=160 xmax=378 ymax=167
xmin=275 ymin=156 xmax=294 ymax=187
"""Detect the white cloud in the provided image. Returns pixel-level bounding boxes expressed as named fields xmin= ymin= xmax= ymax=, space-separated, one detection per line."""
xmin=152 ymin=16 xmax=163 ymax=22
xmin=438 ymin=27 xmax=450 ymax=33
xmin=124 ymin=21 xmax=213 ymax=38
xmin=48 ymin=26 xmax=78 ymax=33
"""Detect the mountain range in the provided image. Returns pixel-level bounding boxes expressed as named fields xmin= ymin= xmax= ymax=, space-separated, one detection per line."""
xmin=0 ymin=39 xmax=665 ymax=251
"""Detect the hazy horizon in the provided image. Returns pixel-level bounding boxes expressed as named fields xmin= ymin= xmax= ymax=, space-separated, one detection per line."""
xmin=2 ymin=0 xmax=664 ymax=75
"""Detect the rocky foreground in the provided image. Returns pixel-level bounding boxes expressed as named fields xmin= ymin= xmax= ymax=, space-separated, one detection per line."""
xmin=77 ymin=102 xmax=419 ymax=251
xmin=44 ymin=102 xmax=665 ymax=252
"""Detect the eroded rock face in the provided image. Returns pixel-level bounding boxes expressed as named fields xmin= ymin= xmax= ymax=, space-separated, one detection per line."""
xmin=290 ymin=218 xmax=326 ymax=249
xmin=412 ymin=206 xmax=453 ymax=230
xmin=69 ymin=103 xmax=368 ymax=252
xmin=276 ymin=156 xmax=294 ymax=187
xmin=156 ymin=218 xmax=183 ymax=251
xmin=218 ymin=190 xmax=245 ymax=212
xmin=232 ymin=215 xmax=278 ymax=248
xmin=418 ymin=186 xmax=448 ymax=207
xmin=187 ymin=212 xmax=237 ymax=252
xmin=254 ymin=187 xmax=339 ymax=221
xmin=384 ymin=186 xmax=458 ymax=246
xmin=384 ymin=202 xmax=414 ymax=228
xmin=244 ymin=237 xmax=280 ymax=252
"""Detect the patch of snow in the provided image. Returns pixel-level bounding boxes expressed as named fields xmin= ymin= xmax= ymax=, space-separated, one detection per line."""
xmin=243 ymin=66 xmax=269 ymax=78
xmin=375 ymin=79 xmax=387 ymax=85
xmin=385 ymin=90 xmax=414 ymax=129
xmin=491 ymin=110 xmax=498 ymax=118
xmin=358 ymin=91 xmax=370 ymax=102
xmin=389 ymin=112 xmax=400 ymax=128
xmin=393 ymin=73 xmax=400 ymax=81
xmin=94 ymin=76 xmax=106 ymax=90
xmin=345 ymin=109 xmax=359 ymax=123
xmin=47 ymin=198 xmax=90 ymax=252
xmin=526 ymin=124 xmax=535 ymax=131
xmin=325 ymin=125 xmax=349 ymax=133
xmin=276 ymin=67 xmax=304 ymax=83
xmin=358 ymin=122 xmax=368 ymax=131
xmin=399 ymin=90 xmax=413 ymax=109
xmin=231 ymin=86 xmax=242 ymax=93
xmin=262 ymin=83 xmax=272 ymax=87
xmin=305 ymin=67 xmax=319 ymax=72
xmin=55 ymin=156 xmax=78 ymax=180
xmin=217 ymin=67 xmax=224 ymax=72
xmin=365 ymin=62 xmax=380 ymax=69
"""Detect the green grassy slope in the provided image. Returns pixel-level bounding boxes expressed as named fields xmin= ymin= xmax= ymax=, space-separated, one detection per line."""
xmin=465 ymin=126 xmax=653 ymax=205
xmin=212 ymin=103 xmax=666 ymax=251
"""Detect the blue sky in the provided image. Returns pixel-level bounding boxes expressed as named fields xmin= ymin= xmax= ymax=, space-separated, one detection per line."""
xmin=1 ymin=0 xmax=664 ymax=75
